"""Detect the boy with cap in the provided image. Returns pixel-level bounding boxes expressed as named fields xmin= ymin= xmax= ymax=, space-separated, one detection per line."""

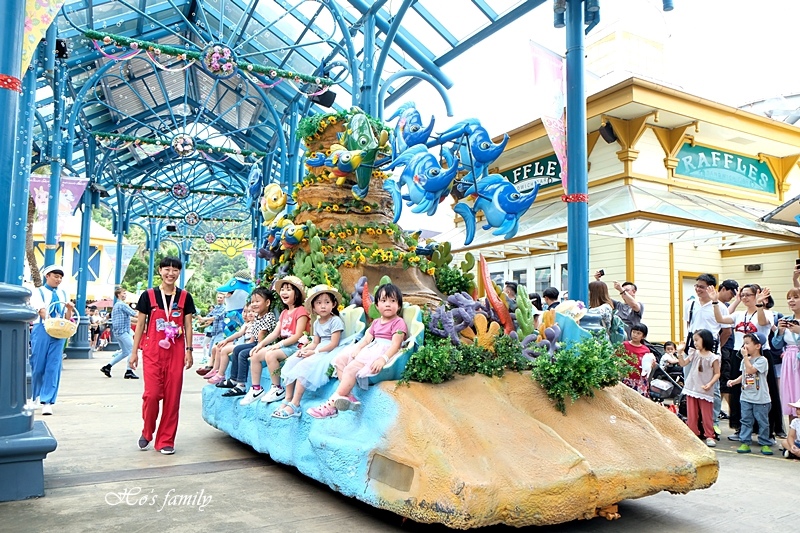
xmin=28 ymin=265 xmax=75 ymax=415
xmin=726 ymin=332 xmax=773 ymax=454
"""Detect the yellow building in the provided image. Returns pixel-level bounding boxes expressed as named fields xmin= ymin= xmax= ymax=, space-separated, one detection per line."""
xmin=27 ymin=214 xmax=131 ymax=301
xmin=440 ymin=77 xmax=800 ymax=342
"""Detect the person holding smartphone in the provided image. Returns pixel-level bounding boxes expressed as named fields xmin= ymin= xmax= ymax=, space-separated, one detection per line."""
xmin=771 ymin=287 xmax=800 ymax=425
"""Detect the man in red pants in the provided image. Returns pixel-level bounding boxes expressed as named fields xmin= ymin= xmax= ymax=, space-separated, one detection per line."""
xmin=130 ymin=257 xmax=196 ymax=455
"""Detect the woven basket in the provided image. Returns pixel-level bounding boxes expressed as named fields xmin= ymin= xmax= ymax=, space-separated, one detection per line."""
xmin=43 ymin=302 xmax=80 ymax=339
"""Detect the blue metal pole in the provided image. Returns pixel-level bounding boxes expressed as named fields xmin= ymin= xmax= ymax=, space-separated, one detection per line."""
xmin=44 ymin=56 xmax=66 ymax=268
xmin=565 ymin=0 xmax=589 ymax=304
xmin=360 ymin=14 xmax=376 ymax=113
xmin=8 ymin=63 xmax=37 ymax=284
xmin=114 ymin=197 xmax=125 ymax=286
xmin=64 ymin=187 xmax=94 ymax=359
xmin=0 ymin=1 xmax=26 ymax=285
xmin=0 ymin=1 xmax=58 ymax=503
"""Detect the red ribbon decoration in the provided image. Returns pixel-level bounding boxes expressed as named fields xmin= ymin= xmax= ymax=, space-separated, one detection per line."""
xmin=0 ymin=73 xmax=22 ymax=93
xmin=561 ymin=193 xmax=588 ymax=203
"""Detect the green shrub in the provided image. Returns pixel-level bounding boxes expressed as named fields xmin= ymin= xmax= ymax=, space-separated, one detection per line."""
xmin=434 ymin=264 xmax=474 ymax=296
xmin=400 ymin=336 xmax=459 ymax=384
xmin=530 ymin=335 xmax=633 ymax=415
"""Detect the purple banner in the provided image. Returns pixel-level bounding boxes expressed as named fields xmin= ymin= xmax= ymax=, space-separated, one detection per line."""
xmin=30 ymin=174 xmax=89 ymax=240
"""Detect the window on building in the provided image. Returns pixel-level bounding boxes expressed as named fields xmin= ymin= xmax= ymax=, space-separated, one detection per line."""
xmin=535 ymin=267 xmax=551 ymax=293
xmin=512 ymin=269 xmax=527 ymax=286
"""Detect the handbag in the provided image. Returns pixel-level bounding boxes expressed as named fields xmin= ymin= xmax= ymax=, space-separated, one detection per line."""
xmin=43 ymin=302 xmax=79 ymax=339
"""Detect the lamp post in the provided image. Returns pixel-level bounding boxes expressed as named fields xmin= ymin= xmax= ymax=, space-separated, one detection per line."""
xmin=554 ymin=0 xmax=673 ymax=304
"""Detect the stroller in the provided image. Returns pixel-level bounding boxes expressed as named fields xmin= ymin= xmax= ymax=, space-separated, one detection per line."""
xmin=648 ymin=363 xmax=684 ymax=405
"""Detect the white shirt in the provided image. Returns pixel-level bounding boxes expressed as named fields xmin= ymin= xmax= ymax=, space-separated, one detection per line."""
xmin=684 ymin=299 xmax=729 ymax=336
xmin=29 ymin=285 xmax=68 ymax=324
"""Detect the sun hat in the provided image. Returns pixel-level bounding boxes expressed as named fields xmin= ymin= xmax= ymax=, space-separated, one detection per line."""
xmin=304 ymin=284 xmax=341 ymax=313
xmin=275 ymin=275 xmax=306 ymax=300
xmin=41 ymin=265 xmax=65 ymax=277
xmin=789 ymin=399 xmax=800 ymax=409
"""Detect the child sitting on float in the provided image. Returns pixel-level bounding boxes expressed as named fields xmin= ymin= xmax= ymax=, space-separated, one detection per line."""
xmin=307 ymin=283 xmax=407 ymax=419
xmin=213 ymin=287 xmax=277 ymax=388
xmin=239 ymin=276 xmax=309 ymax=405
xmin=272 ymin=285 xmax=347 ymax=419
xmin=204 ymin=305 xmax=255 ymax=384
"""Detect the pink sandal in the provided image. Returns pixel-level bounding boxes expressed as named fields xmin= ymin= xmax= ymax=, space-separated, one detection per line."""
xmin=207 ymin=374 xmax=225 ymax=385
xmin=204 ymin=369 xmax=218 ymax=380
xmin=307 ymin=401 xmax=338 ymax=419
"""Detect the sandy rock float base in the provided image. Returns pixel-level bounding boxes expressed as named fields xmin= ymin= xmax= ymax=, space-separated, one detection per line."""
xmin=202 ymin=371 xmax=717 ymax=529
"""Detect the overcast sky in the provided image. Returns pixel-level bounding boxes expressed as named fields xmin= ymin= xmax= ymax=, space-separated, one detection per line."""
xmin=389 ymin=0 xmax=800 ymax=232
xmin=391 ymin=0 xmax=800 ymax=136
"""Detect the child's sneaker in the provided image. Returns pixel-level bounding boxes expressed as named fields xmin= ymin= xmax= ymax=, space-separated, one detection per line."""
xmin=705 ymin=438 xmax=716 ymax=448
xmin=760 ymin=445 xmax=773 ymax=455
xmin=307 ymin=402 xmax=338 ymax=419
xmin=333 ymin=395 xmax=361 ymax=412
xmin=737 ymin=444 xmax=751 ymax=454
xmin=207 ymin=374 xmax=225 ymax=385
xmin=260 ymin=385 xmax=286 ymax=403
xmin=240 ymin=387 xmax=265 ymax=406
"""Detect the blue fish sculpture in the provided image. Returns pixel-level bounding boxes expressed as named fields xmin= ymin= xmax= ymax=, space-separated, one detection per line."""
xmin=454 ymin=174 xmax=539 ymax=245
xmin=434 ymin=118 xmax=509 ymax=186
xmin=384 ymin=145 xmax=458 ymax=222
xmin=389 ymin=102 xmax=435 ymax=157
xmin=246 ymin=165 xmax=263 ymax=210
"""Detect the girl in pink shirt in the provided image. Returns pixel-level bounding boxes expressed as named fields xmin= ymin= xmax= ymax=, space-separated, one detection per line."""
xmin=239 ymin=276 xmax=309 ymax=406
xmin=308 ymin=283 xmax=407 ymax=419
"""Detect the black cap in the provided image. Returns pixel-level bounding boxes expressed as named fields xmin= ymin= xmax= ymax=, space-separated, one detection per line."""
xmin=720 ymin=279 xmax=739 ymax=291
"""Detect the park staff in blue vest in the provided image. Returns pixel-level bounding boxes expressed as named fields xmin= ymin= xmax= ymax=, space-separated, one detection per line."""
xmin=28 ymin=265 xmax=74 ymax=415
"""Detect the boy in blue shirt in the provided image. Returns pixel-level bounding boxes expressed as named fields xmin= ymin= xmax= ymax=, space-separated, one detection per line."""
xmin=727 ymin=332 xmax=772 ymax=455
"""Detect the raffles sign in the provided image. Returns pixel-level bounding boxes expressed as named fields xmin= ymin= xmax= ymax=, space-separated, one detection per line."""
xmin=500 ymin=153 xmax=562 ymax=192
xmin=675 ymin=143 xmax=776 ymax=194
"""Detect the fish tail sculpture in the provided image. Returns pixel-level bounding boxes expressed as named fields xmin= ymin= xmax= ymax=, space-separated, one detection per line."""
xmin=383 ymin=179 xmax=403 ymax=223
xmin=453 ymin=202 xmax=476 ymax=246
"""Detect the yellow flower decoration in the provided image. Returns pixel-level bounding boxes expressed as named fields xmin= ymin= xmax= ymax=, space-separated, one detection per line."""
xmin=344 ymin=260 xmax=354 ymax=267
xmin=427 ymin=268 xmax=435 ymax=275
xmin=328 ymin=117 xmax=337 ymax=124
xmin=366 ymin=228 xmax=375 ymax=235
xmin=325 ymin=149 xmax=332 ymax=156
xmin=325 ymin=206 xmax=332 ymax=212
xmin=363 ymin=206 xmax=372 ymax=213
xmin=338 ymin=231 xmax=346 ymax=239
xmin=386 ymin=228 xmax=394 ymax=235
xmin=346 ymin=229 xmax=352 ymax=236
xmin=355 ymin=246 xmax=361 ymax=252
xmin=332 ymin=205 xmax=339 ymax=211
xmin=376 ymin=228 xmax=383 ymax=235
xmin=337 ymin=246 xmax=345 ymax=253
xmin=328 ymin=231 xmax=335 ymax=238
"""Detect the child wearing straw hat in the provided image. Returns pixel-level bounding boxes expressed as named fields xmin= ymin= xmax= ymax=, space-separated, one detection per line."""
xmin=272 ymin=284 xmax=347 ymax=419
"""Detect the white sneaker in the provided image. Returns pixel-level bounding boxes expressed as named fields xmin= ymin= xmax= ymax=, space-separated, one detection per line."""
xmin=42 ymin=404 xmax=53 ymax=415
xmin=260 ymin=385 xmax=286 ymax=403
xmin=705 ymin=438 xmax=716 ymax=447
xmin=239 ymin=387 xmax=265 ymax=406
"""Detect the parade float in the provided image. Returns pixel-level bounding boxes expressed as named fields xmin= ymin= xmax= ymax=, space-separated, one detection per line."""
xmin=202 ymin=106 xmax=718 ymax=529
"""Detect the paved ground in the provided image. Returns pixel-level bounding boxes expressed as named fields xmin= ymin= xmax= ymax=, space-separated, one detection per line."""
xmin=1 ymin=353 xmax=798 ymax=532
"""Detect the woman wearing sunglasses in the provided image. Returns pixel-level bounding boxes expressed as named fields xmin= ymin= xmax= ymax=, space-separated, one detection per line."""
xmin=709 ymin=284 xmax=773 ymax=352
